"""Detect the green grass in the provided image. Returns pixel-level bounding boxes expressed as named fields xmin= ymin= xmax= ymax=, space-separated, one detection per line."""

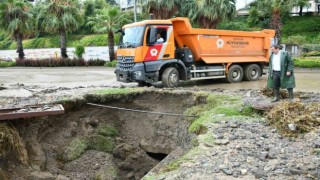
xmin=161 ymin=147 xmax=200 ymax=173
xmin=94 ymin=88 xmax=143 ymax=95
xmin=88 ymin=135 xmax=114 ymax=153
xmin=282 ymin=16 xmax=320 ymax=43
xmin=97 ymin=124 xmax=118 ymax=137
xmin=61 ymin=137 xmax=89 ymax=162
xmin=0 ymin=61 xmax=16 ymax=68
xmin=186 ymin=94 xmax=257 ymax=134
xmin=294 ymin=58 xmax=320 ymax=68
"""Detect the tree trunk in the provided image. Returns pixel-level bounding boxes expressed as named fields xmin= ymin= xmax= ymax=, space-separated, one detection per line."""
xmin=299 ymin=6 xmax=303 ymax=16
xmin=60 ymin=30 xmax=68 ymax=59
xmin=271 ymin=9 xmax=282 ymax=44
xmin=16 ymin=33 xmax=25 ymax=59
xmin=108 ymin=30 xmax=115 ymax=61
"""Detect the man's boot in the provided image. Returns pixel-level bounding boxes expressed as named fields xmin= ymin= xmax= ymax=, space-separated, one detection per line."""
xmin=288 ymin=88 xmax=294 ymax=101
xmin=271 ymin=88 xmax=280 ymax=102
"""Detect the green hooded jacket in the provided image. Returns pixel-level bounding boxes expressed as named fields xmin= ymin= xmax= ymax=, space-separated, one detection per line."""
xmin=267 ymin=51 xmax=296 ymax=89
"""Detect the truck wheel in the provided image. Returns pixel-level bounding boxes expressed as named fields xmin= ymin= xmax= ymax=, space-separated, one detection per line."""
xmin=162 ymin=67 xmax=179 ymax=88
xmin=226 ymin=65 xmax=243 ymax=83
xmin=243 ymin=64 xmax=261 ymax=81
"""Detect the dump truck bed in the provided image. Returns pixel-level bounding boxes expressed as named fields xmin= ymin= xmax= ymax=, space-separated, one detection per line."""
xmin=170 ymin=18 xmax=275 ymax=64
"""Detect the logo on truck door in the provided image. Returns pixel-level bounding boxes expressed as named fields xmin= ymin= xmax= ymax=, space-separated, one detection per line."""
xmin=150 ymin=48 xmax=158 ymax=56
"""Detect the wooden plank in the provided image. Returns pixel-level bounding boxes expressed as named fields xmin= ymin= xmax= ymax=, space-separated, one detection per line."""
xmin=0 ymin=104 xmax=64 ymax=120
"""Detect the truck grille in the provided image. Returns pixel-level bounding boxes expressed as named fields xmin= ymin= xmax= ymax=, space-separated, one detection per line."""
xmin=117 ymin=56 xmax=135 ymax=71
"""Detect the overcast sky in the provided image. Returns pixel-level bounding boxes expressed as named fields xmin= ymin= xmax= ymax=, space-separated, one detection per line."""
xmin=236 ymin=0 xmax=254 ymax=10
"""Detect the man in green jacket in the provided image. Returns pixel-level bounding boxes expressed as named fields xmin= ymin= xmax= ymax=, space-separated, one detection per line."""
xmin=267 ymin=44 xmax=296 ymax=102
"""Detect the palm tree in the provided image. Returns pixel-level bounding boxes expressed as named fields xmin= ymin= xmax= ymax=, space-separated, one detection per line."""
xmin=188 ymin=0 xmax=236 ymax=29
xmin=296 ymin=0 xmax=310 ymax=16
xmin=250 ymin=0 xmax=297 ymax=43
xmin=139 ymin=0 xmax=182 ymax=19
xmin=0 ymin=0 xmax=33 ymax=59
xmin=87 ymin=7 xmax=131 ymax=61
xmin=38 ymin=0 xmax=82 ymax=58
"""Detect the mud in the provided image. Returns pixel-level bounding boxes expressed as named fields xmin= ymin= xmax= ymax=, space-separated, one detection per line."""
xmin=0 ymin=91 xmax=201 ymax=180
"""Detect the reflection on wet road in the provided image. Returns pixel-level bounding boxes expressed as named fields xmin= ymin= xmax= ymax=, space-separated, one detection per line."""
xmin=182 ymin=68 xmax=320 ymax=93
xmin=0 ymin=67 xmax=319 ymax=92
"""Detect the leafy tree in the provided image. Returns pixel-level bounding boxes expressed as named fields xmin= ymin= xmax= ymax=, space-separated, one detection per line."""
xmin=87 ymin=7 xmax=131 ymax=61
xmin=139 ymin=0 xmax=182 ymax=19
xmin=188 ymin=0 xmax=236 ymax=29
xmin=0 ymin=0 xmax=33 ymax=59
xmin=38 ymin=0 xmax=83 ymax=58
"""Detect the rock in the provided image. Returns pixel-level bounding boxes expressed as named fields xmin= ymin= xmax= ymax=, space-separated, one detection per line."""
xmin=213 ymin=134 xmax=224 ymax=139
xmin=28 ymin=171 xmax=56 ymax=180
xmin=288 ymin=124 xmax=296 ymax=131
xmin=214 ymin=139 xmax=230 ymax=145
xmin=289 ymin=168 xmax=304 ymax=175
xmin=313 ymin=140 xmax=320 ymax=148
xmin=222 ymin=168 xmax=232 ymax=175
xmin=230 ymin=122 xmax=239 ymax=128
xmin=92 ymin=163 xmax=100 ymax=170
xmin=241 ymin=169 xmax=248 ymax=175
xmin=252 ymin=168 xmax=266 ymax=179
xmin=259 ymin=151 xmax=269 ymax=161
xmin=56 ymin=175 xmax=70 ymax=180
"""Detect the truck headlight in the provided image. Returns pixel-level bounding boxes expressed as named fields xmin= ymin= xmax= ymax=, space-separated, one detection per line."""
xmin=133 ymin=71 xmax=142 ymax=78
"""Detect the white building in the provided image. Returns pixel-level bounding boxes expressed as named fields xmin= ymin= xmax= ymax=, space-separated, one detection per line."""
xmin=291 ymin=0 xmax=320 ymax=15
xmin=119 ymin=0 xmax=141 ymax=13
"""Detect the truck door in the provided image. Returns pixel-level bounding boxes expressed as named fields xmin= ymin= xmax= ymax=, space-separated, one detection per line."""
xmin=143 ymin=25 xmax=174 ymax=62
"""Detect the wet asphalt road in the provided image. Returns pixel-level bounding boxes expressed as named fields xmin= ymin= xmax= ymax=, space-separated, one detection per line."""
xmin=0 ymin=67 xmax=319 ymax=92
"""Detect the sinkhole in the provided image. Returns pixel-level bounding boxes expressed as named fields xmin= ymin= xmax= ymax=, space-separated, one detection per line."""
xmin=0 ymin=91 xmax=205 ymax=180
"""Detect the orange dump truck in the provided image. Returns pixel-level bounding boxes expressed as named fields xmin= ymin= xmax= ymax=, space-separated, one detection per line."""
xmin=115 ymin=17 xmax=275 ymax=87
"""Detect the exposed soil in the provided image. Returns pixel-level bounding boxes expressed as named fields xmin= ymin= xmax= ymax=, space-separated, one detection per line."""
xmin=0 ymin=91 xmax=203 ymax=180
xmin=0 ymin=85 xmax=320 ymax=180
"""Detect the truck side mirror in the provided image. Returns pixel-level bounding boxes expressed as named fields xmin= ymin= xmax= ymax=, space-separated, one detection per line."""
xmin=148 ymin=27 xmax=157 ymax=46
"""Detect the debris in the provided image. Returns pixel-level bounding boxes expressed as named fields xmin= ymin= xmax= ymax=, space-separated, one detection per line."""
xmin=266 ymin=101 xmax=320 ymax=136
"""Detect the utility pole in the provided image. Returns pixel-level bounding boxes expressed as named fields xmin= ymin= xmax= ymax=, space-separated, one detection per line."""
xmin=134 ymin=0 xmax=137 ymax=22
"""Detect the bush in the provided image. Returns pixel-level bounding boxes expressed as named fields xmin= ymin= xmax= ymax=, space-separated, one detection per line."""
xmin=294 ymin=58 xmax=320 ymax=68
xmin=75 ymin=45 xmax=85 ymax=58
xmin=301 ymin=44 xmax=320 ymax=52
xmin=282 ymin=35 xmax=307 ymax=45
xmin=302 ymin=51 xmax=320 ymax=57
xmin=15 ymin=58 xmax=103 ymax=67
xmin=86 ymin=59 xmax=105 ymax=66
xmin=104 ymin=60 xmax=117 ymax=67
xmin=0 ymin=61 xmax=16 ymax=68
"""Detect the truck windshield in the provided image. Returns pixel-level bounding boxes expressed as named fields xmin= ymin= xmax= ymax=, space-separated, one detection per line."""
xmin=119 ymin=26 xmax=145 ymax=48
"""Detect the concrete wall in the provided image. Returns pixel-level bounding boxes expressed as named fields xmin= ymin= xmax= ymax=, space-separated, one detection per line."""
xmin=0 ymin=46 xmax=116 ymax=61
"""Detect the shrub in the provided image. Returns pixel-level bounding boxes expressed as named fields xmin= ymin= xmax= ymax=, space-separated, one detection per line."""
xmin=15 ymin=58 xmax=102 ymax=67
xmin=0 ymin=61 xmax=16 ymax=68
xmin=301 ymin=44 xmax=320 ymax=52
xmin=75 ymin=45 xmax=85 ymax=58
xmin=86 ymin=59 xmax=105 ymax=66
xmin=302 ymin=51 xmax=320 ymax=57
xmin=104 ymin=60 xmax=117 ymax=67
xmin=294 ymin=58 xmax=320 ymax=68
xmin=282 ymin=35 xmax=307 ymax=45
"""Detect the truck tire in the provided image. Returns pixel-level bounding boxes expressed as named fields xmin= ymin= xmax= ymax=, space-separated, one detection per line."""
xmin=162 ymin=67 xmax=179 ymax=88
xmin=243 ymin=64 xmax=261 ymax=81
xmin=226 ymin=65 xmax=243 ymax=83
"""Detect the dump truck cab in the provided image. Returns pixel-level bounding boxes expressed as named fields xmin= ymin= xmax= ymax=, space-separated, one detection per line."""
xmin=115 ymin=19 xmax=184 ymax=87
xmin=115 ymin=18 xmax=275 ymax=87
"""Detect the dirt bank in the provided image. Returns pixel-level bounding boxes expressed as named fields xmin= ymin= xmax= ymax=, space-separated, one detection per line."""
xmin=0 ymin=86 xmax=319 ymax=180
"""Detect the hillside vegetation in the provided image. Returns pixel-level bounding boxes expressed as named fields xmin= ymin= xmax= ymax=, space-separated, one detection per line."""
xmin=0 ymin=16 xmax=319 ymax=50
